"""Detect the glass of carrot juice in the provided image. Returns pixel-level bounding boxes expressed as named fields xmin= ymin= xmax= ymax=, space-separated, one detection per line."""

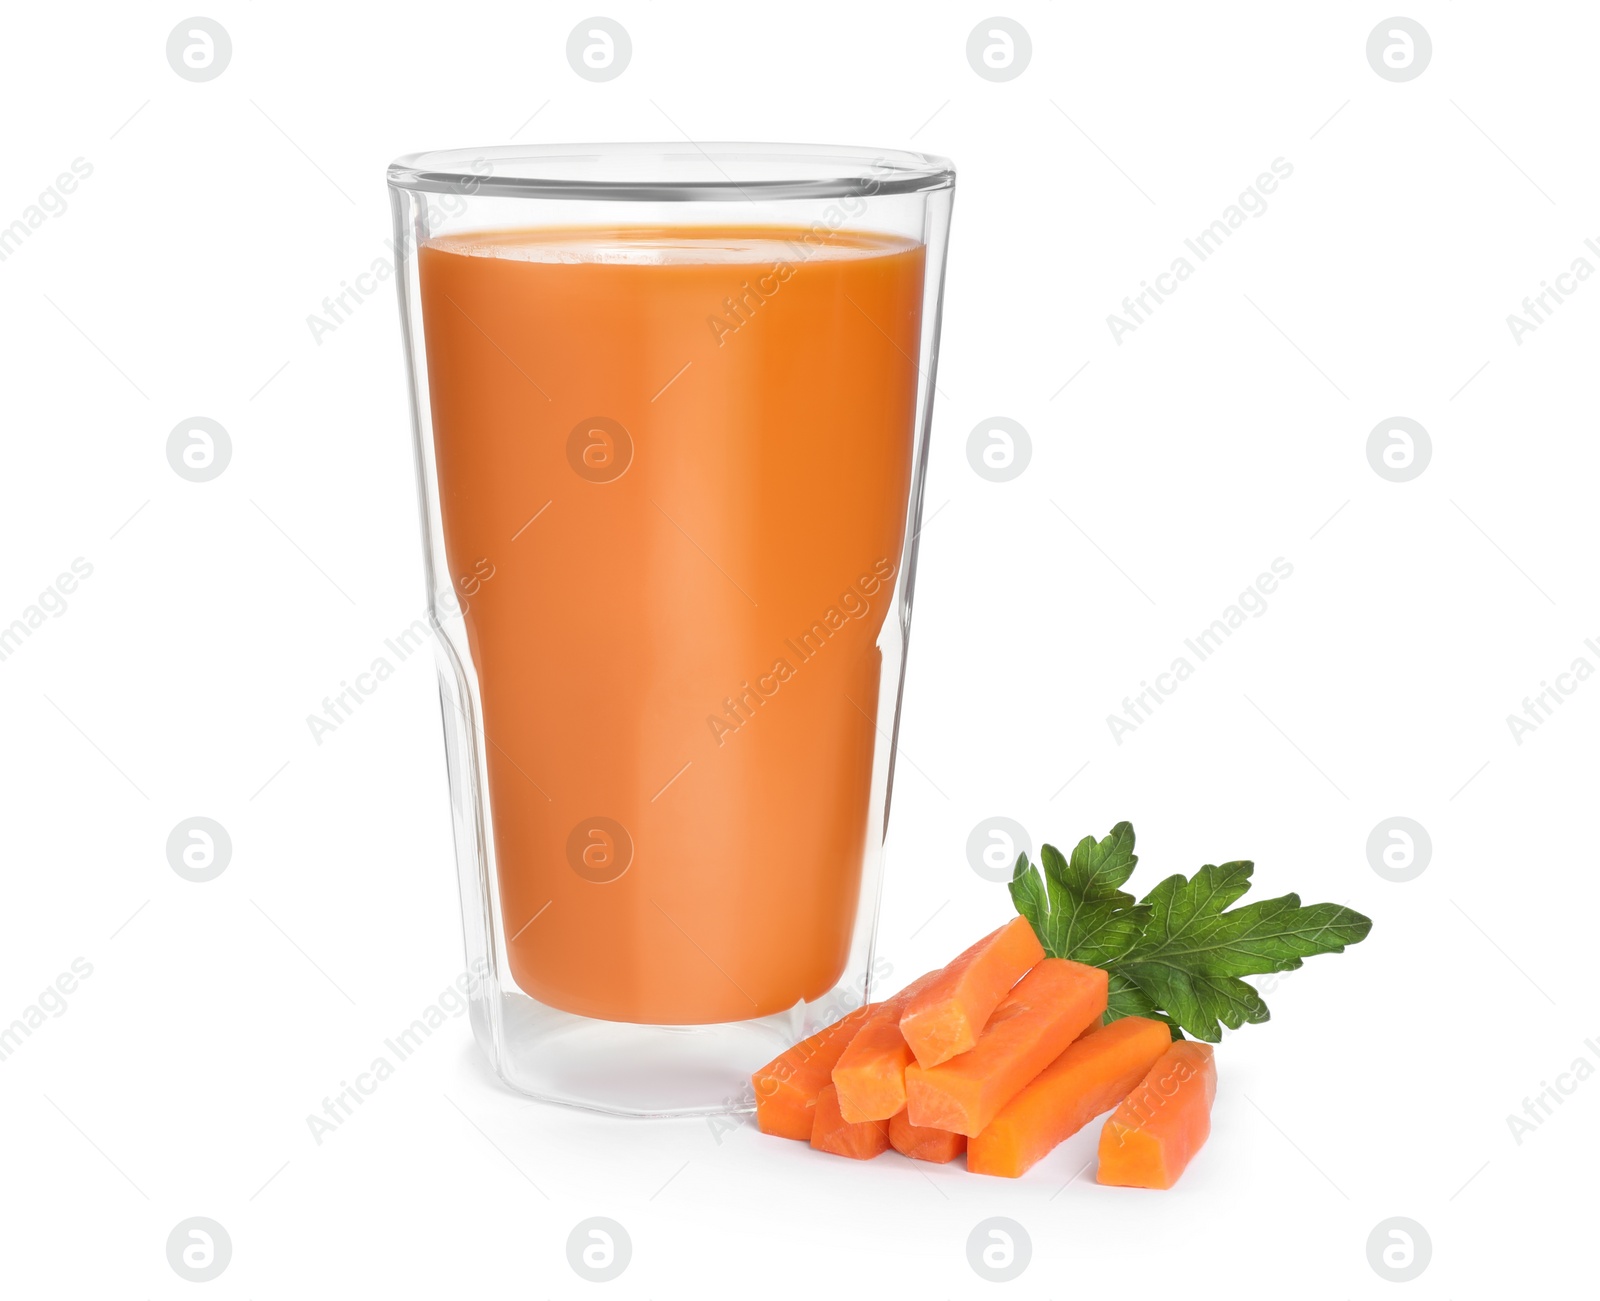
xmin=389 ymin=144 xmax=955 ymax=1115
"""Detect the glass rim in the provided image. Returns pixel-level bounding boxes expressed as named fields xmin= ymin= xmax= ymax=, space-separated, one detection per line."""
xmin=387 ymin=142 xmax=955 ymax=202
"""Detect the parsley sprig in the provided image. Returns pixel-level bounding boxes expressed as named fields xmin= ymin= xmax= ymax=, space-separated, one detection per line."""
xmin=1009 ymin=822 xmax=1371 ymax=1042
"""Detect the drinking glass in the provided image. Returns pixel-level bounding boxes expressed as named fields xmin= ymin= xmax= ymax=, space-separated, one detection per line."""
xmin=389 ymin=143 xmax=954 ymax=1116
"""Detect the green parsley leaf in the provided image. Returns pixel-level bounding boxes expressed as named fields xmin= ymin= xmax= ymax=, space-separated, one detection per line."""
xmin=1103 ymin=971 xmax=1184 ymax=1040
xmin=1128 ymin=861 xmax=1373 ymax=979
xmin=1009 ymin=826 xmax=1372 ymax=1043
xmin=1008 ymin=822 xmax=1148 ymax=967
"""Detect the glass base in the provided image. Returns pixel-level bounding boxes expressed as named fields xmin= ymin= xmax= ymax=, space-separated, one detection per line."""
xmin=479 ymin=989 xmax=821 ymax=1118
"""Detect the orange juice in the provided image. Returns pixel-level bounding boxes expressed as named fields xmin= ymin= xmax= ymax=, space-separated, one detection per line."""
xmin=417 ymin=226 xmax=924 ymax=1023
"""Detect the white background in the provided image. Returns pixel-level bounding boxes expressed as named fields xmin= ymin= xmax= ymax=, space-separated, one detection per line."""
xmin=1 ymin=2 xmax=1594 ymax=1295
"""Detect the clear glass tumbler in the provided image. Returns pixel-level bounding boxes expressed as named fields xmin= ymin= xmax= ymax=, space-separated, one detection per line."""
xmin=388 ymin=143 xmax=954 ymax=1116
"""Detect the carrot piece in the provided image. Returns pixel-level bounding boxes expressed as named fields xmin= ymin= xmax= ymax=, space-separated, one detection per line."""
xmin=809 ymin=1083 xmax=891 ymax=1160
xmin=831 ymin=969 xmax=945 ymax=1122
xmin=903 ymin=958 xmax=1108 ymax=1136
xmin=751 ymin=1004 xmax=876 ymax=1140
xmin=888 ymin=1108 xmax=966 ymax=1164
xmin=968 ymin=1016 xmax=1173 ymax=1178
xmin=1096 ymin=1041 xmax=1217 ymax=1189
xmin=899 ymin=916 xmax=1045 ymax=1068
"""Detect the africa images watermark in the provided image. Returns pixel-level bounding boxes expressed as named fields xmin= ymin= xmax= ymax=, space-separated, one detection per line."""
xmin=1107 ymin=557 xmax=1294 ymax=743
xmin=0 ymin=958 xmax=94 ymax=1063
xmin=1107 ymin=158 xmax=1294 ymax=344
xmin=305 ymin=961 xmax=488 ymax=1145
xmin=1504 ymin=635 xmax=1600 ymax=745
xmin=305 ymin=563 xmax=493 ymax=745
xmin=1505 ymin=238 xmax=1600 ymax=345
xmin=705 ymin=558 xmax=896 ymax=745
xmin=0 ymin=158 xmax=93 ymax=265
xmin=0 ymin=557 xmax=94 ymax=664
xmin=707 ymin=157 xmax=902 ymax=347
xmin=307 ymin=156 xmax=494 ymax=345
xmin=1505 ymin=1034 xmax=1600 ymax=1145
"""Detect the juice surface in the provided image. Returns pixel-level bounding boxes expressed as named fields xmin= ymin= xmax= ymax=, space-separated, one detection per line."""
xmin=417 ymin=225 xmax=925 ymax=1023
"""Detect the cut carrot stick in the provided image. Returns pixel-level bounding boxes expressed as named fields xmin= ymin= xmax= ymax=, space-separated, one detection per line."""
xmin=751 ymin=1004 xmax=876 ymax=1141
xmin=903 ymin=958 xmax=1108 ymax=1136
xmin=810 ymin=1083 xmax=891 ymax=1160
xmin=831 ymin=969 xmax=943 ymax=1122
xmin=1097 ymin=1041 xmax=1217 ymax=1189
xmin=968 ymin=1016 xmax=1172 ymax=1178
xmin=888 ymin=1108 xmax=966 ymax=1164
xmin=899 ymin=916 xmax=1045 ymax=1068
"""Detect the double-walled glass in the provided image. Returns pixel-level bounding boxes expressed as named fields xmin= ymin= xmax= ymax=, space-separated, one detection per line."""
xmin=389 ymin=144 xmax=955 ymax=1116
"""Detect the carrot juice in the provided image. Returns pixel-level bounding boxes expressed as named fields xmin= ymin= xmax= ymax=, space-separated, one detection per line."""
xmin=416 ymin=225 xmax=925 ymax=1024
